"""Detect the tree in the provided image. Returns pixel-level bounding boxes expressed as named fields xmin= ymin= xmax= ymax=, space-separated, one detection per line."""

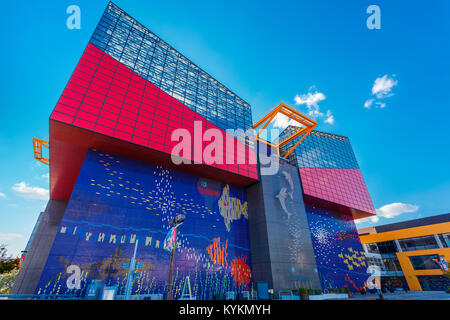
xmin=0 ymin=244 xmax=21 ymax=274
xmin=0 ymin=268 xmax=20 ymax=294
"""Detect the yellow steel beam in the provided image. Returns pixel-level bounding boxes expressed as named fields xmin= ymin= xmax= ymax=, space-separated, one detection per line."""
xmin=251 ymin=103 xmax=316 ymax=157
xmin=33 ymin=138 xmax=50 ymax=166
xmin=283 ymin=127 xmax=314 ymax=157
xmin=254 ymin=109 xmax=278 ymax=140
xmin=281 ymin=103 xmax=318 ymax=125
xmin=278 ymin=126 xmax=310 ymax=148
xmin=252 ymin=104 xmax=282 ymax=129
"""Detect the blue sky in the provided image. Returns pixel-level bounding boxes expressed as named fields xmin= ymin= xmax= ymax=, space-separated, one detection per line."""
xmin=0 ymin=0 xmax=449 ymax=256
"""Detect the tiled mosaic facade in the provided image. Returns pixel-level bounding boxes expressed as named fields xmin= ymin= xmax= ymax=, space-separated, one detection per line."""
xmin=18 ymin=3 xmax=379 ymax=298
xmin=36 ymin=149 xmax=252 ymax=299
xmin=305 ymin=204 xmax=371 ymax=292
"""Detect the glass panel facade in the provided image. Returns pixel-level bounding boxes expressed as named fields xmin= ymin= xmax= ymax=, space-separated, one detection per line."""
xmin=366 ymin=255 xmax=402 ymax=272
xmin=417 ymin=275 xmax=450 ymax=291
xmin=409 ymin=254 xmax=441 ymax=270
xmin=279 ymin=128 xmax=375 ymax=215
xmin=364 ymin=243 xmax=380 ymax=254
xmin=374 ymin=241 xmax=398 ymax=254
xmin=398 ymin=235 xmax=439 ymax=251
xmin=438 ymin=233 xmax=450 ymax=248
xmin=382 ymin=257 xmax=402 ymax=272
xmin=90 ymin=2 xmax=252 ymax=132
xmin=280 ymin=128 xmax=359 ymax=169
xmin=365 ymin=255 xmax=385 ymax=270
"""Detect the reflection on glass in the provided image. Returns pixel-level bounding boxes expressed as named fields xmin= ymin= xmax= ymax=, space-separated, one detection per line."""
xmin=409 ymin=254 xmax=440 ymax=270
xmin=438 ymin=233 xmax=449 ymax=248
xmin=398 ymin=236 xmax=438 ymax=251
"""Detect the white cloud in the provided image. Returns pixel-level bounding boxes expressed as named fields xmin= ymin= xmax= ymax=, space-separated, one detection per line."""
xmin=355 ymin=202 xmax=419 ymax=225
xmin=372 ymin=74 xmax=398 ymax=99
xmin=0 ymin=233 xmax=23 ymax=241
xmin=375 ymin=101 xmax=386 ymax=109
xmin=376 ymin=202 xmax=419 ymax=219
xmin=294 ymin=88 xmax=334 ymax=125
xmin=294 ymin=91 xmax=326 ymax=107
xmin=364 ymin=99 xmax=386 ymax=110
xmin=324 ymin=110 xmax=334 ymax=124
xmin=364 ymin=74 xmax=397 ymax=109
xmin=12 ymin=182 xmax=49 ymax=200
xmin=0 ymin=192 xmax=6 ymax=199
xmin=364 ymin=99 xmax=374 ymax=109
xmin=355 ymin=215 xmax=379 ymax=224
xmin=270 ymin=87 xmax=335 ymax=129
xmin=272 ymin=113 xmax=303 ymax=129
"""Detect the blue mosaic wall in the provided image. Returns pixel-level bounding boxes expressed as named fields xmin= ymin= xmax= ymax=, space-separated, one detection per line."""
xmin=305 ymin=204 xmax=370 ymax=292
xmin=36 ymin=149 xmax=252 ymax=299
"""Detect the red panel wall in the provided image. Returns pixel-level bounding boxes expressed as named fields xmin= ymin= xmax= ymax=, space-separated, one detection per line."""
xmin=299 ymin=168 xmax=376 ymax=216
xmin=50 ymin=43 xmax=257 ymax=180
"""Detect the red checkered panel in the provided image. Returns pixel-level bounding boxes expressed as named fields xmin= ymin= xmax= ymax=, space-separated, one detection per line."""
xmin=299 ymin=168 xmax=376 ymax=215
xmin=51 ymin=43 xmax=257 ymax=180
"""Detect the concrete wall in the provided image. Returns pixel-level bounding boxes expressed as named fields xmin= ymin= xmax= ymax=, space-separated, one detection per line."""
xmin=247 ymin=181 xmax=273 ymax=290
xmin=11 ymin=199 xmax=68 ymax=294
xmin=247 ymin=158 xmax=321 ymax=294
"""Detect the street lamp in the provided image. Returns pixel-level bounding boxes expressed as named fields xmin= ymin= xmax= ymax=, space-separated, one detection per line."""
xmin=166 ymin=214 xmax=185 ymax=300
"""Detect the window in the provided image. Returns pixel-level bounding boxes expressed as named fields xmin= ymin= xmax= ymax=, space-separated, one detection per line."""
xmin=382 ymin=257 xmax=402 ymax=271
xmin=409 ymin=254 xmax=440 ymax=270
xmin=438 ymin=233 xmax=450 ymax=248
xmin=417 ymin=275 xmax=450 ymax=291
xmin=374 ymin=241 xmax=398 ymax=254
xmin=365 ymin=243 xmax=380 ymax=254
xmin=366 ymin=256 xmax=386 ymax=271
xmin=398 ymin=235 xmax=438 ymax=251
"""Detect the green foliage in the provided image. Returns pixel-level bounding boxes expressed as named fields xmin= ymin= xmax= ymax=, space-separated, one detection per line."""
xmin=0 ymin=268 xmax=19 ymax=294
xmin=0 ymin=244 xmax=21 ymax=274
xmin=298 ymin=287 xmax=308 ymax=295
xmin=0 ymin=259 xmax=21 ymax=274
xmin=0 ymin=244 xmax=20 ymax=274
xmin=306 ymin=289 xmax=322 ymax=295
xmin=328 ymin=288 xmax=348 ymax=294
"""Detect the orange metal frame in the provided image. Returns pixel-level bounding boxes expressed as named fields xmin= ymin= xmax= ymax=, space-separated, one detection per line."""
xmin=33 ymin=138 xmax=50 ymax=166
xmin=360 ymin=222 xmax=450 ymax=291
xmin=252 ymin=103 xmax=317 ymax=157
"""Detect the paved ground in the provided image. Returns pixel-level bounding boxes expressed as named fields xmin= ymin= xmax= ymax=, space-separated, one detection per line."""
xmin=347 ymin=290 xmax=450 ymax=300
